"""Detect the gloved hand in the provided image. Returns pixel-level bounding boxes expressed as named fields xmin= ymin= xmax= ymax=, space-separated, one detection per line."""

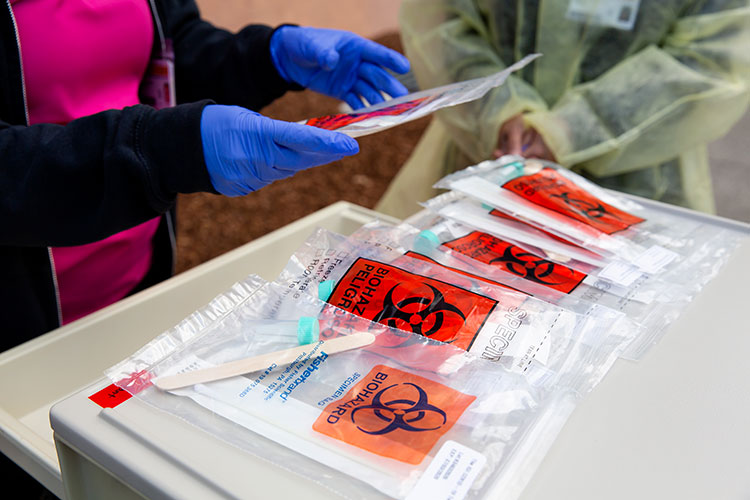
xmin=200 ymin=105 xmax=359 ymax=196
xmin=270 ymin=26 xmax=411 ymax=110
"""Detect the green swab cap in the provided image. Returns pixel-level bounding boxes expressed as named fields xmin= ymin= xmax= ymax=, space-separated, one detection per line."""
xmin=318 ymin=280 xmax=335 ymax=301
xmin=507 ymin=160 xmax=525 ymax=176
xmin=414 ymin=230 xmax=440 ymax=254
xmin=296 ymin=316 xmax=320 ymax=345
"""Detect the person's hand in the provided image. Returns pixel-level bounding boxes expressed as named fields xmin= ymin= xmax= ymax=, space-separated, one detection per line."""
xmin=493 ymin=114 xmax=527 ymax=157
xmin=520 ymin=128 xmax=555 ymax=161
xmin=201 ymin=105 xmax=359 ymax=196
xmin=493 ymin=114 xmax=555 ymax=161
xmin=269 ymin=26 xmax=411 ymax=110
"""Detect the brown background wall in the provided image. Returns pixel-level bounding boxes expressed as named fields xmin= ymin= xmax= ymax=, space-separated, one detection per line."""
xmin=194 ymin=0 xmax=401 ymax=38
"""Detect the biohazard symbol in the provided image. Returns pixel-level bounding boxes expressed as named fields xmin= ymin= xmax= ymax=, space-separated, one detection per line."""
xmin=488 ymin=245 xmax=566 ymax=286
xmin=550 ymin=192 xmax=620 ymax=222
xmin=373 ymin=283 xmax=466 ymax=339
xmin=350 ymin=382 xmax=447 ymax=435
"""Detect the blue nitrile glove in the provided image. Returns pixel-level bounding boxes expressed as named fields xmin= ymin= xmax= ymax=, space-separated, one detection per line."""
xmin=269 ymin=26 xmax=411 ymax=110
xmin=200 ymin=105 xmax=359 ymax=196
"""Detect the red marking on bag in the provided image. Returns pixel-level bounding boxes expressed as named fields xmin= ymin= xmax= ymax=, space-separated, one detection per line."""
xmin=89 ymin=384 xmax=132 ymax=408
xmin=502 ymin=167 xmax=644 ymax=234
xmin=313 ymin=365 xmax=475 ymax=464
xmin=325 ymin=257 xmax=496 ymax=350
xmin=304 ymin=97 xmax=428 ymax=130
xmin=441 ymin=231 xmax=586 ymax=293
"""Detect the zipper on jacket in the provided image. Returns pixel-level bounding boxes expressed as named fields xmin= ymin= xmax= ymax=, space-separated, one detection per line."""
xmin=47 ymin=250 xmax=64 ymax=327
xmin=147 ymin=0 xmax=167 ymax=53
xmin=165 ymin=210 xmax=177 ymax=275
xmin=146 ymin=0 xmax=178 ymax=273
xmin=7 ymin=1 xmax=175 ymax=327
xmin=7 ymin=1 xmax=64 ymax=326
xmin=6 ymin=0 xmax=29 ymax=125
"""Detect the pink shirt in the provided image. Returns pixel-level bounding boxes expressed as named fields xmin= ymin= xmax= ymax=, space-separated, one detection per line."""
xmin=12 ymin=0 xmax=161 ymax=324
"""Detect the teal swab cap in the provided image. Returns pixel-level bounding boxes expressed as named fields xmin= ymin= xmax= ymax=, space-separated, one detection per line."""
xmin=507 ymin=160 xmax=525 ymax=176
xmin=414 ymin=230 xmax=440 ymax=255
xmin=318 ymin=280 xmax=335 ymax=301
xmin=296 ymin=316 xmax=320 ymax=345
xmin=497 ymin=160 xmax=525 ymax=185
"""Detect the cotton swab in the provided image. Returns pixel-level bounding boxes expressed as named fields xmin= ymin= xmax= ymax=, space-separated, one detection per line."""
xmin=154 ymin=332 xmax=375 ymax=391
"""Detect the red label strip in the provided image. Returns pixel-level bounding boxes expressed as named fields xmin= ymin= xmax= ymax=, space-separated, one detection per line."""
xmin=502 ymin=167 xmax=644 ymax=235
xmin=89 ymin=384 xmax=132 ymax=409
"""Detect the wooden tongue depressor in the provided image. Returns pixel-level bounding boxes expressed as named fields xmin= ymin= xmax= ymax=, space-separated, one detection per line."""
xmin=154 ymin=332 xmax=376 ymax=391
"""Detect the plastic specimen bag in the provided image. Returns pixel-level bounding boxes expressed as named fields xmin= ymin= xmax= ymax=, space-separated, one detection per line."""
xmin=108 ymin=275 xmax=579 ymax=500
xmin=107 ymin=274 xmax=266 ymax=381
xmin=424 ymin=191 xmax=610 ymax=274
xmin=434 ymin=156 xmax=743 ymax=281
xmin=418 ymin=191 xmax=718 ymax=301
xmin=275 ymin=227 xmax=634 ymax=394
xmin=344 ymin=217 xmax=647 ymax=319
xmin=301 ymin=54 xmax=540 ymax=137
xmin=361 ymin=213 xmax=686 ymax=360
xmin=426 ymin=179 xmax=738 ymax=293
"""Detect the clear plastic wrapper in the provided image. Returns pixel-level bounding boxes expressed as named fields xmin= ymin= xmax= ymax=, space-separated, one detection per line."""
xmin=434 ymin=156 xmax=743 ymax=282
xmin=419 ymin=192 xmax=711 ymax=301
xmin=108 ymin=276 xmax=578 ymax=500
xmin=424 ymin=191 xmax=608 ymax=272
xmin=275 ymin=227 xmax=634 ymax=393
xmin=422 ymin=187 xmax=740 ymax=297
xmin=355 ymin=215 xmax=691 ymax=361
xmin=301 ymin=54 xmax=540 ymax=137
xmin=107 ymin=274 xmax=266 ymax=388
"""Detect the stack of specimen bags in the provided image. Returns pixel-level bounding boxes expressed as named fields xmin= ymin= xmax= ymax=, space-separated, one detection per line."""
xmin=434 ymin=157 xmax=741 ymax=282
xmin=106 ymin=227 xmax=641 ymax=500
xmin=104 ymin=155 xmax=742 ymax=500
xmin=420 ymin=191 xmax=721 ymax=294
xmin=346 ymin=218 xmax=665 ymax=361
xmin=428 ymin=156 xmax=743 ymax=358
xmin=276 ymin=226 xmax=635 ymax=391
xmin=110 ymin=275 xmax=582 ymax=500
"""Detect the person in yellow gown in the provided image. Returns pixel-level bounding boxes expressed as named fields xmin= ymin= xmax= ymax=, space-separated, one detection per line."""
xmin=376 ymin=0 xmax=750 ymax=219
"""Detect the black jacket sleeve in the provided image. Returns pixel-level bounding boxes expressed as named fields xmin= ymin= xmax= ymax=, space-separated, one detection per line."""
xmin=158 ymin=0 xmax=300 ymax=109
xmin=1 ymin=0 xmax=298 ymax=248
xmin=0 ymin=101 xmax=215 ymax=247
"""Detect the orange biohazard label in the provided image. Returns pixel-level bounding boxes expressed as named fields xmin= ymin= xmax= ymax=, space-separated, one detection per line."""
xmin=313 ymin=365 xmax=476 ymax=464
xmin=305 ymin=97 xmax=429 ymax=130
xmin=326 ymin=258 xmax=497 ymax=350
xmin=440 ymin=232 xmax=587 ymax=294
xmin=502 ymin=167 xmax=644 ymax=235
